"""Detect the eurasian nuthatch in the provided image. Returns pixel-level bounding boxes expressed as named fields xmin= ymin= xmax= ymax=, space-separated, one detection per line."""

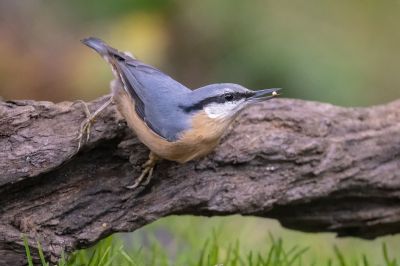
xmin=80 ymin=37 xmax=280 ymax=189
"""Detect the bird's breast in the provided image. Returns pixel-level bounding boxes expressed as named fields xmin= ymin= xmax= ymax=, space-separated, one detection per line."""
xmin=174 ymin=111 xmax=230 ymax=162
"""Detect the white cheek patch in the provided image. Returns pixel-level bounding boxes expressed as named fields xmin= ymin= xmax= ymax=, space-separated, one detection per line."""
xmin=204 ymin=100 xmax=244 ymax=119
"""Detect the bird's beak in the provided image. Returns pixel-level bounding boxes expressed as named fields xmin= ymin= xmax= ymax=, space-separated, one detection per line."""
xmin=231 ymin=88 xmax=281 ymax=117
xmin=248 ymin=88 xmax=281 ymax=102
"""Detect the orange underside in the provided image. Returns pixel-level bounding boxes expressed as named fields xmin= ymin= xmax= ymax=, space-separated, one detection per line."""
xmin=114 ymin=87 xmax=230 ymax=163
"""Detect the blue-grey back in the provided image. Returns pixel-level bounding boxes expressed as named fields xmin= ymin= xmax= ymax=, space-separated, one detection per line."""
xmin=117 ymin=59 xmax=192 ymax=141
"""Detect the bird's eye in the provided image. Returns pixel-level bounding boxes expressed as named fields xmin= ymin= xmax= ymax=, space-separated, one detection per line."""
xmin=224 ymin=93 xmax=234 ymax=101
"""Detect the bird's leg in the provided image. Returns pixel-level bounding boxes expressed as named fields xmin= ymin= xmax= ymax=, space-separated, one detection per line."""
xmin=127 ymin=152 xmax=160 ymax=189
xmin=75 ymin=96 xmax=114 ymax=151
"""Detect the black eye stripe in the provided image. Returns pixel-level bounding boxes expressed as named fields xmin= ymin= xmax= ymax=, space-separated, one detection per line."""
xmin=180 ymin=92 xmax=251 ymax=113
xmin=225 ymin=91 xmax=254 ymax=101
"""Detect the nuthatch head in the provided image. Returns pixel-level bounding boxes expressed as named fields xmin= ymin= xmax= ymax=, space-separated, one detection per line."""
xmin=182 ymin=83 xmax=279 ymax=120
xmin=82 ymin=37 xmax=280 ymax=188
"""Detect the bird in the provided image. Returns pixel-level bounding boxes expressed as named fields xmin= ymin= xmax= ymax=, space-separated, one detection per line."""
xmin=79 ymin=37 xmax=280 ymax=189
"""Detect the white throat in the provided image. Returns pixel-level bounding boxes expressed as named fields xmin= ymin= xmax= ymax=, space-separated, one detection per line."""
xmin=204 ymin=100 xmax=244 ymax=119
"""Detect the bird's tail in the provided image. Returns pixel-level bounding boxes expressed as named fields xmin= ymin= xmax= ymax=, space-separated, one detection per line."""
xmin=81 ymin=37 xmax=128 ymax=61
xmin=82 ymin=37 xmax=135 ymax=104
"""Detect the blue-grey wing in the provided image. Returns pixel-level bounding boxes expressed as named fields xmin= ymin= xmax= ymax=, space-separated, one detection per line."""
xmin=81 ymin=37 xmax=191 ymax=141
xmin=115 ymin=58 xmax=192 ymax=141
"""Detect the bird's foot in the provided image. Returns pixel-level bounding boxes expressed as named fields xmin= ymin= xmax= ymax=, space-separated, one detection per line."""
xmin=127 ymin=152 xmax=159 ymax=189
xmin=75 ymin=97 xmax=113 ymax=151
xmin=75 ymin=100 xmax=94 ymax=151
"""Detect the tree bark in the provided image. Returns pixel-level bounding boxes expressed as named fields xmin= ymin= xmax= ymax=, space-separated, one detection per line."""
xmin=1 ymin=95 xmax=400 ymax=265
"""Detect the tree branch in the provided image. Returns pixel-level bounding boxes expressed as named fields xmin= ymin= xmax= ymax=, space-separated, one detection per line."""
xmin=1 ymin=95 xmax=400 ymax=265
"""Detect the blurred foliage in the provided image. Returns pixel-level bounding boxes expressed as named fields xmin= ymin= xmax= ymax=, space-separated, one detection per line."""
xmin=134 ymin=216 xmax=400 ymax=266
xmin=0 ymin=0 xmax=399 ymax=105
xmin=24 ymin=216 xmax=400 ymax=266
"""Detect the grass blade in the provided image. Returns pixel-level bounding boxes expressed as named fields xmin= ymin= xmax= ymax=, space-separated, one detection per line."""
xmin=97 ymin=245 xmax=111 ymax=265
xmin=382 ymin=242 xmax=397 ymax=266
xmin=288 ymin=247 xmax=309 ymax=266
xmin=197 ymin=239 xmax=209 ymax=266
xmin=121 ymin=249 xmax=135 ymax=264
xmin=37 ymin=240 xmax=49 ymax=266
xmin=333 ymin=245 xmax=347 ymax=266
xmin=247 ymin=251 xmax=253 ymax=266
xmin=362 ymin=254 xmax=369 ymax=266
xmin=23 ymin=235 xmax=34 ymax=266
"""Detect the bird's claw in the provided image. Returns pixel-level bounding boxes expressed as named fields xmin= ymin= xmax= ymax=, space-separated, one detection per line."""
xmin=127 ymin=153 xmax=159 ymax=189
xmin=76 ymin=118 xmax=94 ymax=150
xmin=126 ymin=165 xmax=154 ymax=189
xmin=75 ymin=100 xmax=95 ymax=151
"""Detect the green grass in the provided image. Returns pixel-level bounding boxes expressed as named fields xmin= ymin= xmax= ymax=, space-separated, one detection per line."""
xmin=23 ymin=235 xmax=399 ymax=266
xmin=24 ymin=220 xmax=400 ymax=266
xmin=24 ymin=233 xmax=309 ymax=265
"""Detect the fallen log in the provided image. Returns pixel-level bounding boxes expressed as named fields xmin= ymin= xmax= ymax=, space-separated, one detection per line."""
xmin=1 ymin=95 xmax=399 ymax=265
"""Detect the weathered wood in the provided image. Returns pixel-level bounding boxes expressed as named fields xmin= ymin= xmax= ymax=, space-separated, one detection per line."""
xmin=1 ymin=95 xmax=400 ymax=265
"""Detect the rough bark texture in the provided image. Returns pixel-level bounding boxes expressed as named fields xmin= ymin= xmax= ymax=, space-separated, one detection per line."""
xmin=1 ymin=95 xmax=400 ymax=265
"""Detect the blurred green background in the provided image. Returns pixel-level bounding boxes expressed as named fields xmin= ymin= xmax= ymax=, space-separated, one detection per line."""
xmin=2 ymin=0 xmax=400 ymax=265
xmin=1 ymin=0 xmax=400 ymax=106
